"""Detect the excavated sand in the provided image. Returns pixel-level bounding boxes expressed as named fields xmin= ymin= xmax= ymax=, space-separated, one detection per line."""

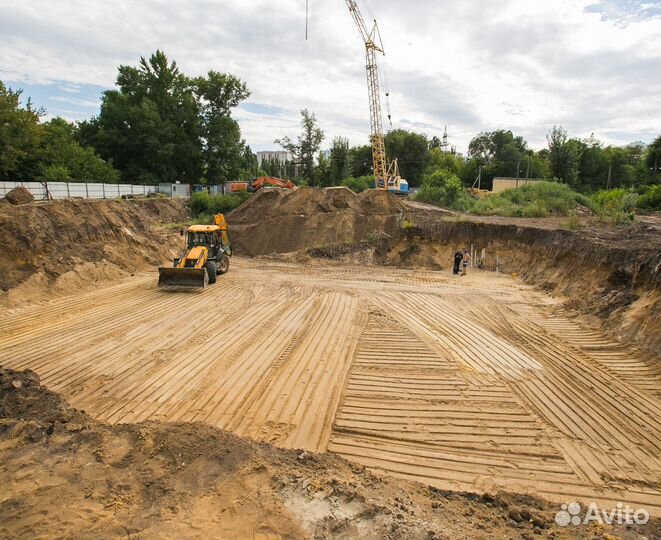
xmin=227 ymin=187 xmax=406 ymax=256
xmin=2 ymin=257 xmax=661 ymax=521
xmin=0 ymin=198 xmax=188 ymax=306
xmin=5 ymin=368 xmax=659 ymax=539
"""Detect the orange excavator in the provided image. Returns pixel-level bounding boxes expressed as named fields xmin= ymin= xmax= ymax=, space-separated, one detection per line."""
xmin=248 ymin=176 xmax=295 ymax=193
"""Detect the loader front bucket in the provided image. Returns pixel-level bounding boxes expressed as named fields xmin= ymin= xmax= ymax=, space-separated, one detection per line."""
xmin=158 ymin=267 xmax=208 ymax=289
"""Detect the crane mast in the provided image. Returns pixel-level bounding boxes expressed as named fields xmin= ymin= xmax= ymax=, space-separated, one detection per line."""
xmin=345 ymin=0 xmax=391 ymax=189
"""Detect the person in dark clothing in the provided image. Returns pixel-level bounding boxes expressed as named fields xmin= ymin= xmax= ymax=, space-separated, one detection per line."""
xmin=453 ymin=250 xmax=463 ymax=275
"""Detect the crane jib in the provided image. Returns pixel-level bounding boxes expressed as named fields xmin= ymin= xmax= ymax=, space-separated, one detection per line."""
xmin=345 ymin=0 xmax=393 ymax=189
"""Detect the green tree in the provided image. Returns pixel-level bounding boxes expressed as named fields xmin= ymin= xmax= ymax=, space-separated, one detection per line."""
xmin=384 ymin=129 xmax=429 ymax=186
xmin=603 ymin=146 xmax=638 ymax=189
xmin=425 ymin=147 xmax=462 ymax=176
xmin=0 ymin=82 xmax=119 ymax=184
xmin=237 ymin=146 xmax=258 ymax=181
xmin=0 ymin=82 xmax=43 ymax=181
xmin=574 ymin=135 xmax=607 ymax=191
xmin=465 ymin=130 xmax=529 ymax=189
xmin=329 ymin=137 xmax=350 ymax=184
xmin=547 ymin=126 xmax=580 ymax=185
xmin=348 ymin=144 xmax=372 ymax=177
xmin=646 ymin=136 xmax=661 ymax=181
xmin=274 ymin=109 xmax=324 ymax=186
xmin=84 ymin=52 xmax=200 ymax=183
xmin=194 ymin=70 xmax=250 ymax=184
xmin=528 ymin=151 xmax=551 ymax=180
xmin=414 ymin=169 xmax=471 ymax=210
xmin=314 ymin=151 xmax=332 ymax=187
xmin=468 ymin=131 xmax=497 ymax=163
xmin=342 ymin=175 xmax=373 ymax=193
xmin=429 ymin=135 xmax=442 ymax=149
xmin=40 ymin=118 xmax=119 ymax=183
xmin=82 ymin=51 xmax=249 ymax=185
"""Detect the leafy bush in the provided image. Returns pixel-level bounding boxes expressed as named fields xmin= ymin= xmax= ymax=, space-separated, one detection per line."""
xmin=591 ymin=188 xmax=638 ymax=223
xmin=637 ymin=185 xmax=661 ymax=211
xmin=189 ymin=190 xmax=251 ymax=218
xmin=592 ymin=188 xmax=638 ymax=213
xmin=342 ymin=176 xmax=373 ymax=193
xmin=190 ymin=191 xmax=212 ymax=216
xmin=414 ymin=171 xmax=473 ymax=211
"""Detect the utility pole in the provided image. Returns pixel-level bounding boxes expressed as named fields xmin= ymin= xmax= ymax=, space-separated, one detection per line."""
xmin=607 ymin=164 xmax=612 ymax=190
xmin=526 ymin=157 xmax=531 ymax=179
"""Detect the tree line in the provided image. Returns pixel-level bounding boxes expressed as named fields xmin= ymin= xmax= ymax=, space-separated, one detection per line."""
xmin=1 ymin=50 xmax=659 ymax=194
xmin=282 ymin=112 xmax=660 ymax=193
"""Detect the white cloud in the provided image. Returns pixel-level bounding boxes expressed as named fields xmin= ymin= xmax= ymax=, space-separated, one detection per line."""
xmin=50 ymin=95 xmax=100 ymax=108
xmin=0 ymin=0 xmax=658 ymax=153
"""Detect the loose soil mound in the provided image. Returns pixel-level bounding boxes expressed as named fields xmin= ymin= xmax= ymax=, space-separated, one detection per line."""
xmin=2 ymin=367 xmax=657 ymax=540
xmin=4 ymin=186 xmax=34 ymax=205
xmin=0 ymin=198 xmax=188 ymax=306
xmin=228 ymin=187 xmax=406 ymax=256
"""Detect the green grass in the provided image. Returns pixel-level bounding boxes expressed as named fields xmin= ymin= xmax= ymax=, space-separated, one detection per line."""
xmin=471 ymin=181 xmax=592 ymax=218
xmin=562 ymin=212 xmax=583 ymax=230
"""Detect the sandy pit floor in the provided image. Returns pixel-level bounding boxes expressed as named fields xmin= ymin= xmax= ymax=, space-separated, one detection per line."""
xmin=1 ymin=257 xmax=660 ymax=517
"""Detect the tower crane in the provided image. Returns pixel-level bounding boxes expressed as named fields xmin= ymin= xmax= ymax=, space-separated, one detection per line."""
xmin=345 ymin=1 xmax=408 ymax=193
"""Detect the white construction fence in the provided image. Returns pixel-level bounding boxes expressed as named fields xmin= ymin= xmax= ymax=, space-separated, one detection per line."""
xmin=0 ymin=181 xmax=158 ymax=201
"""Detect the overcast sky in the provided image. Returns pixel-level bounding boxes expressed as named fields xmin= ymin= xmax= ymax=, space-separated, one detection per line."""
xmin=1 ymin=0 xmax=659 ymax=154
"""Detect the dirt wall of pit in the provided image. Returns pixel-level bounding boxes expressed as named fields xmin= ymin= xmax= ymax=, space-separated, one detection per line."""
xmin=227 ymin=188 xmax=661 ymax=355
xmin=382 ymin=218 xmax=661 ymax=356
xmin=0 ymin=198 xmax=189 ymax=306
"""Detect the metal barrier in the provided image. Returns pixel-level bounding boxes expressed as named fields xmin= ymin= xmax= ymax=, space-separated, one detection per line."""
xmin=0 ymin=181 xmax=157 ymax=200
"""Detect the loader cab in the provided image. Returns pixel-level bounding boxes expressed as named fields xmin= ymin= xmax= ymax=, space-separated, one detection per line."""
xmin=187 ymin=231 xmax=214 ymax=250
xmin=185 ymin=224 xmax=232 ymax=257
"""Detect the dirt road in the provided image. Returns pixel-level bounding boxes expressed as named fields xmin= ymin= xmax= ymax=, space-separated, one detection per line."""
xmin=2 ymin=258 xmax=660 ymax=515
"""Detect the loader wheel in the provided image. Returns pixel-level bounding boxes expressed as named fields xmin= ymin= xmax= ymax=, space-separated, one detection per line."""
xmin=205 ymin=261 xmax=217 ymax=284
xmin=218 ymin=255 xmax=230 ymax=275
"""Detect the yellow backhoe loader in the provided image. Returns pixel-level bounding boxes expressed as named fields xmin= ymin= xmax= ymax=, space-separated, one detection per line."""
xmin=158 ymin=214 xmax=232 ymax=289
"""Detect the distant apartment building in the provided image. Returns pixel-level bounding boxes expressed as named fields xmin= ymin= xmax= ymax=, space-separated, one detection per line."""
xmin=256 ymin=151 xmax=293 ymax=167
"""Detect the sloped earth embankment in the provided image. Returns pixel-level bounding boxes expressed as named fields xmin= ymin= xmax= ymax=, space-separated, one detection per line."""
xmin=380 ymin=215 xmax=661 ymax=356
xmin=228 ymin=187 xmax=405 ymax=256
xmin=0 ymin=198 xmax=189 ymax=307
